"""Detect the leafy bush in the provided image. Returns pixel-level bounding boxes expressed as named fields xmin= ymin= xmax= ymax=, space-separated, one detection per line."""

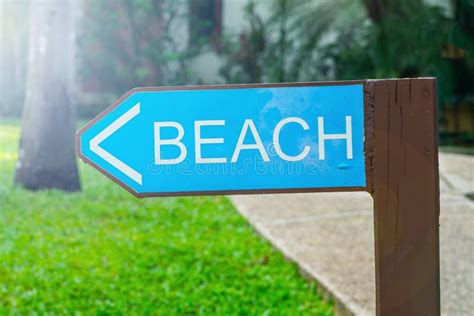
xmin=79 ymin=0 xmax=202 ymax=94
xmin=219 ymin=0 xmax=474 ymax=102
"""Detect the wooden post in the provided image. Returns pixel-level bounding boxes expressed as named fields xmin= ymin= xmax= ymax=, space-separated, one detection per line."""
xmin=366 ymin=78 xmax=440 ymax=315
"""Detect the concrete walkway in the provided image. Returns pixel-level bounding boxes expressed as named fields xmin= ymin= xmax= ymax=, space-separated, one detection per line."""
xmin=230 ymin=152 xmax=474 ymax=315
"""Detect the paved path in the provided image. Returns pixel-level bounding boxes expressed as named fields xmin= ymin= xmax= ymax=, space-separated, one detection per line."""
xmin=230 ymin=152 xmax=474 ymax=315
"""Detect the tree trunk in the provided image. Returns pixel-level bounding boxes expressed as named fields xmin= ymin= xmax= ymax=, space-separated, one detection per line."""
xmin=15 ymin=0 xmax=80 ymax=191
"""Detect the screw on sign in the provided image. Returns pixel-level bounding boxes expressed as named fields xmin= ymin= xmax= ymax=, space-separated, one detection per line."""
xmin=77 ymin=79 xmax=440 ymax=316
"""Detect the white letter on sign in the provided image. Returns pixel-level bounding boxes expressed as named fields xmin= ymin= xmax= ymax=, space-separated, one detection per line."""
xmin=154 ymin=122 xmax=187 ymax=165
xmin=231 ymin=119 xmax=270 ymax=162
xmin=318 ymin=116 xmax=353 ymax=160
xmin=273 ymin=117 xmax=310 ymax=162
xmin=195 ymin=120 xmax=227 ymax=164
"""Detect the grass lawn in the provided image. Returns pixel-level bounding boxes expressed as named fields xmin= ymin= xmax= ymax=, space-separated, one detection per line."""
xmin=0 ymin=121 xmax=332 ymax=315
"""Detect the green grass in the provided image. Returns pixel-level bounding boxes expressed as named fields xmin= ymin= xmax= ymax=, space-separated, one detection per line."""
xmin=0 ymin=121 xmax=332 ymax=315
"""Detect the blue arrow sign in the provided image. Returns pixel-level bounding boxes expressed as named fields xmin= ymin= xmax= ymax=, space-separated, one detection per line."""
xmin=77 ymin=82 xmax=366 ymax=197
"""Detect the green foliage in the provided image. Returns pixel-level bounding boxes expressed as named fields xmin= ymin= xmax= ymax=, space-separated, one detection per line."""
xmin=0 ymin=121 xmax=332 ymax=315
xmin=220 ymin=0 xmax=366 ymax=83
xmin=219 ymin=0 xmax=474 ymax=105
xmin=79 ymin=0 xmax=201 ymax=94
xmin=219 ymin=1 xmax=266 ymax=84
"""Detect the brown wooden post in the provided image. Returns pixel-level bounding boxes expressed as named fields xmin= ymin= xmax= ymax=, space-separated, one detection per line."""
xmin=366 ymin=78 xmax=440 ymax=315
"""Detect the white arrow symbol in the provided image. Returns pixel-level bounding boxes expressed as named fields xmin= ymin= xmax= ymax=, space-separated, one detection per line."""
xmin=90 ymin=102 xmax=142 ymax=185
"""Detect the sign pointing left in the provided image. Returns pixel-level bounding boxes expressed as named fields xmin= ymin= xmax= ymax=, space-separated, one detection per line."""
xmin=77 ymin=82 xmax=366 ymax=197
xmin=89 ymin=102 xmax=142 ymax=185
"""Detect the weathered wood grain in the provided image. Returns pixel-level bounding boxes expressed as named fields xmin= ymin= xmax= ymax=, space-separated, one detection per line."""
xmin=370 ymin=78 xmax=440 ymax=316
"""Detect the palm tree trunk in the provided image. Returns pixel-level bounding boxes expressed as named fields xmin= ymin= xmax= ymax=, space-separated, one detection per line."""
xmin=15 ymin=0 xmax=80 ymax=191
